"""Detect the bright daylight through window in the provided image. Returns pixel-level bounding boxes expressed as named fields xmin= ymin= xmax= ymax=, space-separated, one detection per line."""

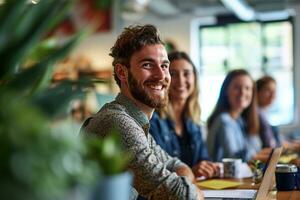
xmin=199 ymin=18 xmax=294 ymax=126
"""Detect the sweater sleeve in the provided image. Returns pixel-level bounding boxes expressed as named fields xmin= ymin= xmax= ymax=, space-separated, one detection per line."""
xmin=84 ymin=112 xmax=199 ymax=200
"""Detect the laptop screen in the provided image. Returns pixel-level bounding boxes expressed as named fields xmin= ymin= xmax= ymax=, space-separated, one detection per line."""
xmin=262 ymin=148 xmax=275 ymax=176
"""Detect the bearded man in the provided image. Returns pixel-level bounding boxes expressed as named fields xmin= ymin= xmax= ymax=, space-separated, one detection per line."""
xmin=81 ymin=24 xmax=203 ymax=200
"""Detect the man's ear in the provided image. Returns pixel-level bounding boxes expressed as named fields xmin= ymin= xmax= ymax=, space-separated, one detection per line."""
xmin=115 ymin=64 xmax=128 ymax=83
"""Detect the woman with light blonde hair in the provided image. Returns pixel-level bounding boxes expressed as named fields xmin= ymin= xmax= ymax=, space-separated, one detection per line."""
xmin=150 ymin=51 xmax=219 ymax=178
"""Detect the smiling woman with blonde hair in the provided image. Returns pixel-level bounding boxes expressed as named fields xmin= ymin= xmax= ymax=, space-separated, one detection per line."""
xmin=158 ymin=51 xmax=200 ymax=124
xmin=150 ymin=51 xmax=219 ymax=179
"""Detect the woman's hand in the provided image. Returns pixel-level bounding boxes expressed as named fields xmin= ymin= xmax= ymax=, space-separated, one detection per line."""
xmin=252 ymin=147 xmax=273 ymax=162
xmin=283 ymin=139 xmax=300 ymax=151
xmin=192 ymin=160 xmax=220 ymax=178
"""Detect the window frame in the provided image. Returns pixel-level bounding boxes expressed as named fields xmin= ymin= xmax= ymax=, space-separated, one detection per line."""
xmin=196 ymin=14 xmax=297 ymax=132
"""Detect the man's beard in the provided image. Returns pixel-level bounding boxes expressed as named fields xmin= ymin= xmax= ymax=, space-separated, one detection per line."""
xmin=128 ymin=71 xmax=169 ymax=109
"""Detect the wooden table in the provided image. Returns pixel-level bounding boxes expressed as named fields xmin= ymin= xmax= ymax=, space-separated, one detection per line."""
xmin=197 ymin=178 xmax=300 ymax=200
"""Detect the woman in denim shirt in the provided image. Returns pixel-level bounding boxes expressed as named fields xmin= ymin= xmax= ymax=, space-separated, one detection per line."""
xmin=150 ymin=51 xmax=219 ymax=178
xmin=207 ymin=69 xmax=264 ymax=162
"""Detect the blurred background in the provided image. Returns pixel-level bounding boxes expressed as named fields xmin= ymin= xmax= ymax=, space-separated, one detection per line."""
xmin=36 ymin=0 xmax=300 ymax=136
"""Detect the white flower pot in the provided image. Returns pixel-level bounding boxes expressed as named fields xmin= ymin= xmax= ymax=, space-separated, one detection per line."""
xmin=92 ymin=171 xmax=133 ymax=200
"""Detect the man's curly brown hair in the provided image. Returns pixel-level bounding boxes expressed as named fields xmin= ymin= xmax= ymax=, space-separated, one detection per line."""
xmin=109 ymin=24 xmax=164 ymax=87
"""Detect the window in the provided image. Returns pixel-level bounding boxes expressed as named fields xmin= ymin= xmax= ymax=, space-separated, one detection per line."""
xmin=199 ymin=17 xmax=294 ymax=126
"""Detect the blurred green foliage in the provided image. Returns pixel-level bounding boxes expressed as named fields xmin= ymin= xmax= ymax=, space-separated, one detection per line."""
xmin=0 ymin=92 xmax=99 ymax=200
xmin=0 ymin=0 xmax=129 ymax=200
xmin=0 ymin=0 xmax=132 ymax=199
xmin=85 ymin=127 xmax=132 ymax=175
xmin=0 ymin=0 xmax=98 ymax=199
xmin=94 ymin=0 xmax=112 ymax=10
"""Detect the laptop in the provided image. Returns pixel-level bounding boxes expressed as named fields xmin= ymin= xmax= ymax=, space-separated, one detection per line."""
xmin=204 ymin=147 xmax=283 ymax=200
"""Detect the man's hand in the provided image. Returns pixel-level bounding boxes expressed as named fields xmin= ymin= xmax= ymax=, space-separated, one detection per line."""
xmin=175 ymin=165 xmax=205 ymax=199
xmin=196 ymin=187 xmax=204 ymax=200
xmin=192 ymin=160 xmax=220 ymax=178
xmin=175 ymin=165 xmax=195 ymax=182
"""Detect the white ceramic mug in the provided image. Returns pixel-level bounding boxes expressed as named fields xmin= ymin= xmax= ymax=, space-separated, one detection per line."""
xmin=222 ymin=158 xmax=242 ymax=178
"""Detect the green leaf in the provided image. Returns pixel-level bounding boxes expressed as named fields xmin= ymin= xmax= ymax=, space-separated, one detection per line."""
xmin=0 ymin=0 xmax=29 ymax=77
xmin=0 ymin=0 xmax=75 ymax=80
xmin=0 ymin=0 xmax=105 ymax=198
xmin=85 ymin=127 xmax=132 ymax=175
xmin=0 ymin=91 xmax=99 ymax=200
xmin=95 ymin=0 xmax=112 ymax=10
xmin=0 ymin=0 xmax=28 ymax=51
xmin=6 ymin=30 xmax=87 ymax=96
xmin=31 ymin=78 xmax=97 ymax=118
xmin=27 ymin=38 xmax=58 ymax=63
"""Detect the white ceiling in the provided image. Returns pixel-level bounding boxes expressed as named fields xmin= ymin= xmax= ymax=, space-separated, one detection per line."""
xmin=147 ymin=0 xmax=300 ymax=18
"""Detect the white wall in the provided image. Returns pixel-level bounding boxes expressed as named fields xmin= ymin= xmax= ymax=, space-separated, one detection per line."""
xmin=71 ymin=11 xmax=212 ymax=70
xmin=71 ymin=14 xmax=195 ymax=70
xmin=72 ymin=32 xmax=115 ymax=70
xmin=124 ymin=14 xmax=193 ymax=53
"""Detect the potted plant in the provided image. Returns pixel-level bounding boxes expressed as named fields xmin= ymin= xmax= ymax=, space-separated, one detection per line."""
xmin=249 ymin=160 xmax=264 ymax=184
xmin=0 ymin=0 xmax=99 ymax=199
xmin=0 ymin=95 xmax=99 ymax=200
xmin=0 ymin=1 xmax=133 ymax=199
xmin=85 ymin=127 xmax=133 ymax=200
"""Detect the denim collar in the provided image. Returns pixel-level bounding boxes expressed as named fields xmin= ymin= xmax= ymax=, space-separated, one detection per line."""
xmin=166 ymin=116 xmax=192 ymax=135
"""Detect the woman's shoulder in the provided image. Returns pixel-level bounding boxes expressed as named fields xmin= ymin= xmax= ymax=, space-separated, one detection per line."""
xmin=150 ymin=112 xmax=168 ymax=124
xmin=212 ymin=112 xmax=232 ymax=125
xmin=209 ymin=113 xmax=240 ymax=134
xmin=150 ymin=112 xmax=172 ymax=134
xmin=186 ymin=118 xmax=202 ymax=131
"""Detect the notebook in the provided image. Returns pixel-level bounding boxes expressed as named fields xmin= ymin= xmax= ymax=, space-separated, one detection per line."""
xmin=204 ymin=189 xmax=257 ymax=200
xmin=203 ymin=147 xmax=283 ymax=200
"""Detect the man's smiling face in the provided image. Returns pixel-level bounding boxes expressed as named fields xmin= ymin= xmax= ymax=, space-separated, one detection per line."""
xmin=127 ymin=44 xmax=171 ymax=109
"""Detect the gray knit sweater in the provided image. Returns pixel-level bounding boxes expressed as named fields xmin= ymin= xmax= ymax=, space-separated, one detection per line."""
xmin=82 ymin=93 xmax=198 ymax=200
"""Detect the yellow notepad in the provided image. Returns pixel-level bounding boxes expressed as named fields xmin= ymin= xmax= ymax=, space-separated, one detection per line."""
xmin=279 ymin=153 xmax=298 ymax=163
xmin=197 ymin=179 xmax=242 ymax=190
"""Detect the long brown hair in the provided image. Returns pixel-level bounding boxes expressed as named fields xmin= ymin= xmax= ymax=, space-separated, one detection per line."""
xmin=207 ymin=69 xmax=259 ymax=134
xmin=158 ymin=51 xmax=201 ymax=124
xmin=256 ymin=75 xmax=276 ymax=107
xmin=256 ymin=75 xmax=276 ymax=91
